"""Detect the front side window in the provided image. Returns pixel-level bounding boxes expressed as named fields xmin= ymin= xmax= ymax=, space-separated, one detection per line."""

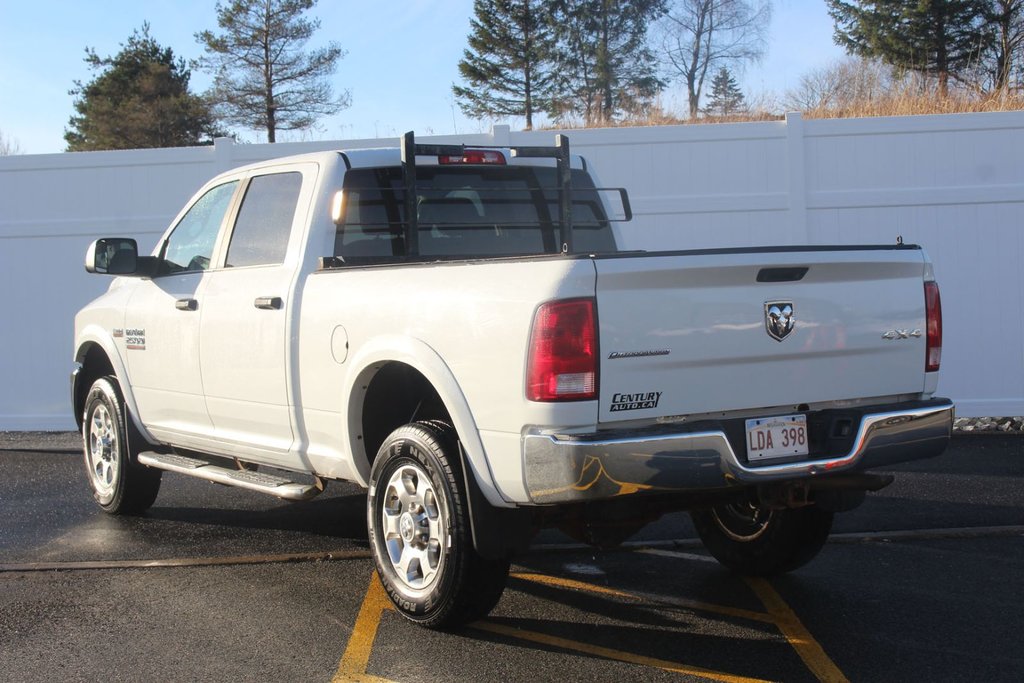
xmin=225 ymin=172 xmax=303 ymax=268
xmin=162 ymin=181 xmax=238 ymax=274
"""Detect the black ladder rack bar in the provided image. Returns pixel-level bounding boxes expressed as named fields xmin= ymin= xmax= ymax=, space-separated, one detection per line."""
xmin=400 ymin=131 xmax=419 ymax=256
xmin=510 ymin=135 xmax=573 ymax=254
xmin=400 ymin=131 xmax=575 ymax=256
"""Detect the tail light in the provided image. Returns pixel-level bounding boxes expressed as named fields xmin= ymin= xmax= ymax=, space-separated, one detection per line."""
xmin=527 ymin=298 xmax=598 ymax=401
xmin=925 ymin=281 xmax=942 ymax=372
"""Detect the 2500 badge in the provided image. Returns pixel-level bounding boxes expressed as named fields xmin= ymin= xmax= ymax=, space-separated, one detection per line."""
xmin=114 ymin=327 xmax=146 ymax=350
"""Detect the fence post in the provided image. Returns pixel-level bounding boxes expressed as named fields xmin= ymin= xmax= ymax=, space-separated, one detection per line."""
xmin=214 ymin=136 xmax=234 ymax=173
xmin=785 ymin=112 xmax=809 ymax=244
xmin=491 ymin=124 xmax=511 ymax=147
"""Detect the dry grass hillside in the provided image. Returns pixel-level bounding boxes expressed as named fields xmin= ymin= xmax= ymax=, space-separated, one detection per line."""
xmin=555 ymin=58 xmax=1024 ymax=128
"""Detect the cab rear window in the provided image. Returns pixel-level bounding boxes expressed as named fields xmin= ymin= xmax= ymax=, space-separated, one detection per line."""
xmin=334 ymin=166 xmax=617 ymax=262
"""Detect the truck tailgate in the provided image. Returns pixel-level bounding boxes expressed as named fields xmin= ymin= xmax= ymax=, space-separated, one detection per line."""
xmin=594 ymin=247 xmax=929 ymax=423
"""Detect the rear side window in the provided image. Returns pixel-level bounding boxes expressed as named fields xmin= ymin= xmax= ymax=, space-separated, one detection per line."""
xmin=334 ymin=166 xmax=616 ymax=262
xmin=226 ymin=172 xmax=303 ymax=267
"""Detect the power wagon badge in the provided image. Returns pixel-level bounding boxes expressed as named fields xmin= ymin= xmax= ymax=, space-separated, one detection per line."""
xmin=610 ymin=391 xmax=662 ymax=412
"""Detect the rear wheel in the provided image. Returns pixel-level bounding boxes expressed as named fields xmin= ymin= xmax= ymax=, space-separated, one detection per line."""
xmin=367 ymin=421 xmax=509 ymax=629
xmin=82 ymin=376 xmax=161 ymax=514
xmin=691 ymin=501 xmax=833 ymax=576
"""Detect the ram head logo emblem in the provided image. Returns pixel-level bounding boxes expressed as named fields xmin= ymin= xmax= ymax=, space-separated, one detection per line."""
xmin=765 ymin=301 xmax=795 ymax=342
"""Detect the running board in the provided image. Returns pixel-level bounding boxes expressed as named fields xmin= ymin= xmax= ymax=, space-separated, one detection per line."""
xmin=137 ymin=452 xmax=324 ymax=501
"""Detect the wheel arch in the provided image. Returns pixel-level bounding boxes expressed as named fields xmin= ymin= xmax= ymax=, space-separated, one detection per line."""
xmin=73 ymin=327 xmax=151 ymax=443
xmin=343 ymin=335 xmax=506 ymax=507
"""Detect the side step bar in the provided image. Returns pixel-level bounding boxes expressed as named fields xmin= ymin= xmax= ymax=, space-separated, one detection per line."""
xmin=137 ymin=452 xmax=324 ymax=501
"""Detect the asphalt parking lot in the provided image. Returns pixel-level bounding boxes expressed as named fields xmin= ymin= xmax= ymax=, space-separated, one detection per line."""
xmin=1 ymin=433 xmax=1022 ymax=682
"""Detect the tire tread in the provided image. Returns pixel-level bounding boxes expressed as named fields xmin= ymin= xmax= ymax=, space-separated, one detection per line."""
xmin=368 ymin=421 xmax=509 ymax=629
xmin=691 ymin=505 xmax=833 ymax=576
xmin=83 ymin=376 xmax=161 ymax=515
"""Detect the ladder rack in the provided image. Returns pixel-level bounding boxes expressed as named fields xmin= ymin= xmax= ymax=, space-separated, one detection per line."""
xmin=400 ymin=131 xmax=576 ymax=255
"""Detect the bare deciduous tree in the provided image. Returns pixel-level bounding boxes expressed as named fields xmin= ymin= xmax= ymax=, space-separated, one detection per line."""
xmin=989 ymin=0 xmax=1024 ymax=91
xmin=0 ymin=128 xmax=23 ymax=155
xmin=783 ymin=58 xmax=898 ymax=112
xmin=659 ymin=0 xmax=771 ymax=119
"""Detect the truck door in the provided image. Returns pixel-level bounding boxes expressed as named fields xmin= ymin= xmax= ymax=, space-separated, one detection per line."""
xmin=198 ymin=168 xmax=310 ymax=459
xmin=125 ymin=180 xmax=239 ymax=439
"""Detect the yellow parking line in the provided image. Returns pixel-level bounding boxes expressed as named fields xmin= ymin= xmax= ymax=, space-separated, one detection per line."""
xmin=334 ymin=570 xmax=847 ymax=683
xmin=511 ymin=571 xmax=640 ymax=599
xmin=511 ymin=571 xmax=775 ymax=624
xmin=632 ymin=547 xmax=849 ymax=681
xmin=332 ymin=573 xmax=396 ymax=683
xmin=745 ymin=578 xmax=850 ymax=683
xmin=473 ymin=620 xmax=774 ymax=683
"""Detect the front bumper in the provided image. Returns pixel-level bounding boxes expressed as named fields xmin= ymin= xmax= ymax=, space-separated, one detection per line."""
xmin=523 ymin=398 xmax=954 ymax=504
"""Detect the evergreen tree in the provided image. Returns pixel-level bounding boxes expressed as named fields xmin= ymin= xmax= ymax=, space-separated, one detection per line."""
xmin=702 ymin=66 xmax=746 ymax=115
xmin=454 ymin=0 xmax=556 ymax=130
xmin=65 ymin=25 xmax=218 ymax=151
xmin=196 ymin=0 xmax=349 ymax=142
xmin=549 ymin=0 xmax=666 ymax=124
xmin=826 ymin=0 xmax=993 ymax=95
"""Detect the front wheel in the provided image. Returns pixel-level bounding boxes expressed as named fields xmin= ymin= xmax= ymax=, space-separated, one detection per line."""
xmin=691 ymin=501 xmax=833 ymax=576
xmin=367 ymin=421 xmax=509 ymax=629
xmin=82 ymin=376 xmax=161 ymax=514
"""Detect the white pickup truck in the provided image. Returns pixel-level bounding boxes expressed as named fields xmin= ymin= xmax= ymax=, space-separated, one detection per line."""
xmin=73 ymin=133 xmax=953 ymax=628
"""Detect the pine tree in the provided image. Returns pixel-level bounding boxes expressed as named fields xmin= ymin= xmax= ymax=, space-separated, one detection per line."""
xmin=196 ymin=0 xmax=349 ymax=142
xmin=826 ymin=0 xmax=993 ymax=96
xmin=453 ymin=0 xmax=556 ymax=130
xmin=64 ymin=25 xmax=219 ymax=151
xmin=549 ymin=0 xmax=666 ymax=124
xmin=702 ymin=66 xmax=746 ymax=115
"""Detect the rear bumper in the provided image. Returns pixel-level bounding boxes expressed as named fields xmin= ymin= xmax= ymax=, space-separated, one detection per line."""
xmin=523 ymin=398 xmax=954 ymax=504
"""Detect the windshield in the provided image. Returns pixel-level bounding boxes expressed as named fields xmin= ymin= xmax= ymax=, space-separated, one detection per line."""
xmin=334 ymin=165 xmax=617 ymax=262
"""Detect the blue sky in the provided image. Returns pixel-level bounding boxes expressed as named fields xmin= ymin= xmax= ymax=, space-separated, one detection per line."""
xmin=0 ymin=1 xmax=843 ymax=154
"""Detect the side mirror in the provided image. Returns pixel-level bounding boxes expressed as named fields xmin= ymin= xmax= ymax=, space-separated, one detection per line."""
xmin=85 ymin=238 xmax=139 ymax=275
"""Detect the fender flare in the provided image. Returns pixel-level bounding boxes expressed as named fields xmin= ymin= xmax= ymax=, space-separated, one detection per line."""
xmin=343 ymin=334 xmax=509 ymax=508
xmin=74 ymin=325 xmax=156 ymax=445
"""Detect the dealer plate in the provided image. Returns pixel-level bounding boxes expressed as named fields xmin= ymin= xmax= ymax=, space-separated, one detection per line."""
xmin=745 ymin=414 xmax=808 ymax=461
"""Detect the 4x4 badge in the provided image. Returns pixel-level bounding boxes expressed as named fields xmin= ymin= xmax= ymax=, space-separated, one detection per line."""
xmin=765 ymin=301 xmax=795 ymax=342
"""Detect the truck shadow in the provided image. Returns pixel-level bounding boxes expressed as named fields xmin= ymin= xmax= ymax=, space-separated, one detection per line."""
xmin=141 ymin=487 xmax=370 ymax=541
xmin=449 ymin=565 xmax=806 ymax=682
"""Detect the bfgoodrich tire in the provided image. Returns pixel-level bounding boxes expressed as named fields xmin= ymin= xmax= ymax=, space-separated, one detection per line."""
xmin=82 ymin=376 xmax=161 ymax=514
xmin=691 ymin=502 xmax=833 ymax=576
xmin=367 ymin=421 xmax=509 ymax=629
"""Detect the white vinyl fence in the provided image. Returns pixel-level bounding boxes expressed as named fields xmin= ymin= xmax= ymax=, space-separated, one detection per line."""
xmin=1 ymin=112 xmax=1022 ymax=430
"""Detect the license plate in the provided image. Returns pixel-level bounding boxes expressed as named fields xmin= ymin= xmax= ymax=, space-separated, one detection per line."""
xmin=745 ymin=414 xmax=809 ymax=461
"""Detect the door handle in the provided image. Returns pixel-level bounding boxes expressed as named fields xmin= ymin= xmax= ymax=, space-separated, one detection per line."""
xmin=254 ymin=296 xmax=283 ymax=310
xmin=175 ymin=298 xmax=198 ymax=311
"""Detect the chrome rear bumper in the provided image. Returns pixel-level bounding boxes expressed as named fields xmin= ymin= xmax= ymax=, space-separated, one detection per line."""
xmin=523 ymin=398 xmax=954 ymax=504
